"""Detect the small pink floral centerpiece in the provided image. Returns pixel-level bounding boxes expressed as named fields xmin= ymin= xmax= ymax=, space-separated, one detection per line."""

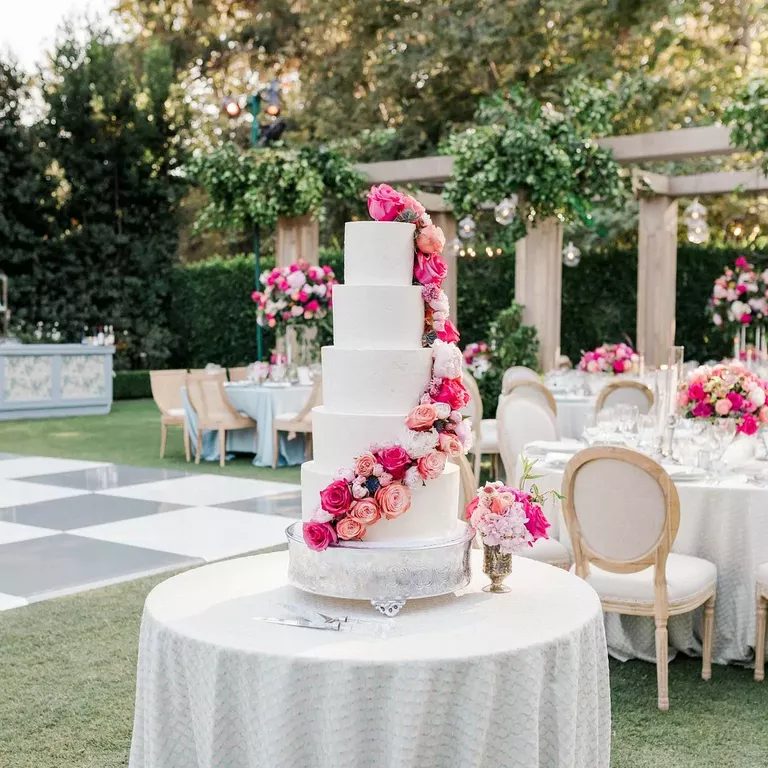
xmin=463 ymin=341 xmax=491 ymax=379
xmin=709 ymin=256 xmax=768 ymax=329
xmin=678 ymin=360 xmax=768 ymax=436
xmin=252 ymin=260 xmax=337 ymax=330
xmin=578 ymin=343 xmax=638 ymax=375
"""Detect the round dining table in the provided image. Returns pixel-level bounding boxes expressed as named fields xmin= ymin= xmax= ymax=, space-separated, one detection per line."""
xmin=129 ymin=550 xmax=611 ymax=768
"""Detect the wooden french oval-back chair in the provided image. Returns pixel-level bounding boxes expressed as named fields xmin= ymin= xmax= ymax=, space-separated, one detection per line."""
xmin=504 ymin=379 xmax=558 ymax=416
xmin=150 ymin=369 xmax=189 ymax=460
xmin=272 ymin=376 xmax=323 ymax=469
xmin=595 ymin=380 xmax=654 ymax=415
xmin=501 ymin=366 xmax=540 ymax=394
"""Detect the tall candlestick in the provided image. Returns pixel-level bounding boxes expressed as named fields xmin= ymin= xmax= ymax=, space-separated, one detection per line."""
xmin=734 ymin=336 xmax=740 ymax=360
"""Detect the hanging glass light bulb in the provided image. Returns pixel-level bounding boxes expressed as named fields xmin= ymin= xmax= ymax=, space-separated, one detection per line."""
xmin=465 ymin=246 xmax=477 ymax=258
xmin=562 ymin=241 xmax=581 ymax=267
xmin=458 ymin=215 xmax=476 ymax=240
xmin=494 ymin=196 xmax=518 ymax=226
xmin=683 ymin=199 xmax=707 ymax=228
xmin=446 ymin=237 xmax=462 ymax=255
xmin=687 ymin=222 xmax=710 ymax=244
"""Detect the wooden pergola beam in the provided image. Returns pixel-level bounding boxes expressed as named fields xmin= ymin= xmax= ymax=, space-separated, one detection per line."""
xmin=356 ymin=156 xmax=454 ymax=185
xmin=632 ymin=168 xmax=768 ymax=198
xmin=598 ymin=125 xmax=735 ymax=163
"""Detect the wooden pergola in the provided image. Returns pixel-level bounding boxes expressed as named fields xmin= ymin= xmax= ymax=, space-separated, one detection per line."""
xmin=353 ymin=125 xmax=768 ymax=370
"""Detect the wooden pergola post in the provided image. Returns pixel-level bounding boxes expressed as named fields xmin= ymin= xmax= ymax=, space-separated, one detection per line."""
xmin=514 ymin=218 xmax=563 ymax=372
xmin=637 ymin=196 xmax=678 ymax=367
xmin=276 ymin=214 xmax=319 ymax=267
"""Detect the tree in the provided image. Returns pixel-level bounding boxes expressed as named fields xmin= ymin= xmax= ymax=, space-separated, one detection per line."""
xmin=39 ymin=30 xmax=187 ymax=367
xmin=0 ymin=57 xmax=59 ymax=326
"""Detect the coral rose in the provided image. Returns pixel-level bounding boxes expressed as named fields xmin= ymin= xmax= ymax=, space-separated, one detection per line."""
xmin=465 ymin=496 xmax=479 ymax=522
xmin=303 ymin=521 xmax=338 ymax=551
xmin=353 ymin=451 xmax=376 ymax=477
xmin=415 ymin=224 xmax=446 ymax=255
xmin=348 ymin=498 xmax=381 ymax=525
xmin=438 ymin=432 xmax=463 ymax=457
xmin=377 ymin=445 xmax=412 ymax=480
xmin=375 ymin=482 xmax=412 ymax=519
xmin=715 ymin=398 xmax=732 ymax=416
xmin=414 ymin=251 xmax=448 ymax=285
xmin=401 ymin=194 xmax=426 ymax=216
xmin=319 ymin=480 xmax=353 ymax=516
xmin=367 ymin=184 xmax=404 ymax=222
xmin=433 ymin=378 xmax=471 ymax=411
xmin=417 ymin=450 xmax=447 ymax=480
xmin=436 ymin=318 xmax=460 ymax=344
xmin=405 ymin=403 xmax=437 ymax=431
xmin=336 ymin=516 xmax=367 ymax=541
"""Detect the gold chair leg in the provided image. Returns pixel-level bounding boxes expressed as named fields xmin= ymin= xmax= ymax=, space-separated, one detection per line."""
xmin=756 ymin=594 xmax=767 ymax=682
xmin=655 ymin=619 xmax=670 ymax=711
xmin=195 ymin=429 xmax=202 ymax=465
xmin=305 ymin=432 xmax=313 ymax=461
xmin=702 ymin=595 xmax=715 ymax=681
xmin=219 ymin=430 xmax=226 ymax=468
xmin=160 ymin=422 xmax=167 ymax=459
xmin=273 ymin=429 xmax=280 ymax=470
xmin=183 ymin=425 xmax=191 ymax=463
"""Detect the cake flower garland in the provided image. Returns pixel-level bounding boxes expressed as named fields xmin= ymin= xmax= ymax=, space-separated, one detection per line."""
xmin=303 ymin=184 xmax=473 ymax=551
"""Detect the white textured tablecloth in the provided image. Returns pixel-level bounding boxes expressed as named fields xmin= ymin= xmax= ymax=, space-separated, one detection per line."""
xmin=129 ymin=551 xmax=610 ymax=768
xmin=519 ymin=447 xmax=768 ymax=665
xmin=553 ymin=395 xmax=594 ymax=440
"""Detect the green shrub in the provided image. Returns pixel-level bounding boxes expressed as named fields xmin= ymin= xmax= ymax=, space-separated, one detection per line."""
xmin=113 ymin=370 xmax=152 ymax=400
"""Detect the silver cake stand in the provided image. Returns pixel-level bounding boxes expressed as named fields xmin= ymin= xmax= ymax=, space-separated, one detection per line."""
xmin=286 ymin=521 xmax=474 ymax=616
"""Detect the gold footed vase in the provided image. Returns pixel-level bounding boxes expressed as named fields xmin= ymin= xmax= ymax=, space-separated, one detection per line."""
xmin=482 ymin=544 xmax=512 ymax=593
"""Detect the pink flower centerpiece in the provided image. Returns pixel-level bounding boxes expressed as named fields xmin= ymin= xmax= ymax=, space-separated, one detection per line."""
xmin=678 ymin=360 xmax=768 ymax=436
xmin=708 ymin=256 xmax=768 ymax=329
xmin=303 ymin=185 xmax=473 ymax=551
xmin=252 ymin=260 xmax=337 ymax=330
xmin=578 ymin=343 xmax=638 ymax=375
xmin=463 ymin=341 xmax=491 ymax=378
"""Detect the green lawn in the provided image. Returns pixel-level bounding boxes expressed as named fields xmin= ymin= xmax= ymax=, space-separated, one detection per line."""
xmin=0 ymin=398 xmax=300 ymax=484
xmin=1 ymin=571 xmax=767 ymax=768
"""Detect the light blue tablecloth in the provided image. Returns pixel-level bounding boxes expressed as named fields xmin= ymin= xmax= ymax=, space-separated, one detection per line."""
xmin=181 ymin=382 xmax=310 ymax=467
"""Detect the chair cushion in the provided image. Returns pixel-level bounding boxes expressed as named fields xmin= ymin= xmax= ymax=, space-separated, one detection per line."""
xmin=573 ymin=553 xmax=716 ymax=606
xmin=477 ymin=419 xmax=498 ymax=452
xmin=516 ymin=537 xmax=570 ymax=567
xmin=167 ymin=408 xmax=185 ymax=417
xmin=757 ymin=562 xmax=768 ymax=592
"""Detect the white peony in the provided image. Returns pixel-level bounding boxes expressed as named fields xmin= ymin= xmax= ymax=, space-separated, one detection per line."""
xmin=403 ymin=428 xmax=439 ymax=459
xmin=730 ymin=300 xmax=746 ymax=318
xmin=286 ymin=271 xmax=307 ymax=289
xmin=434 ymin=402 xmax=451 ymax=419
xmin=311 ymin=506 xmax=334 ymax=523
xmin=403 ymin=466 xmax=422 ymax=489
xmin=749 ymin=387 xmax=766 ymax=407
xmin=432 ymin=339 xmax=463 ymax=379
xmin=313 ymin=283 xmax=327 ymax=297
xmin=290 ymin=305 xmax=304 ymax=317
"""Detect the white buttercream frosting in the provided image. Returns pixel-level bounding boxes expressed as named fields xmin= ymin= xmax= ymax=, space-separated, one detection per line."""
xmin=343 ymin=222 xmax=416 ymax=287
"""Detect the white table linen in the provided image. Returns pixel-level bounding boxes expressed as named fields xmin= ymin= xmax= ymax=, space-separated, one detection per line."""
xmin=129 ymin=550 xmax=611 ymax=768
xmin=553 ymin=394 xmax=594 ymax=440
xmin=519 ymin=443 xmax=768 ymax=665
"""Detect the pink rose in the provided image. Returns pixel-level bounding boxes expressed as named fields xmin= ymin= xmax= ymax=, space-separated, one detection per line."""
xmin=715 ymin=398 xmax=732 ymax=416
xmin=737 ymin=284 xmax=748 ymax=294
xmin=319 ymin=480 xmax=353 ymax=516
xmin=405 ymin=403 xmax=437 ymax=431
xmin=336 ymin=516 xmax=367 ymax=541
xmin=741 ymin=314 xmax=752 ymax=324
xmin=417 ymin=450 xmax=447 ymax=480
xmin=414 ymin=251 xmax=448 ymax=285
xmin=377 ymin=445 xmax=412 ymax=480
xmin=375 ymin=482 xmax=412 ymax=519
xmin=739 ymin=414 xmax=759 ymax=436
xmin=760 ymin=406 xmax=768 ymax=424
xmin=353 ymin=451 xmax=376 ymax=477
xmin=524 ymin=501 xmax=550 ymax=542
xmin=433 ymin=378 xmax=470 ymax=411
xmin=415 ymin=224 xmax=446 ymax=255
xmin=736 ymin=256 xmax=749 ymax=268
xmin=466 ymin=496 xmax=479 ymax=522
xmin=677 ymin=391 xmax=690 ymax=407
xmin=436 ymin=318 xmax=460 ymax=344
xmin=367 ymin=184 xmax=404 ymax=222
xmin=689 ymin=382 xmax=705 ymax=401
xmin=727 ymin=391 xmax=744 ymax=411
xmin=692 ymin=402 xmax=713 ymax=418
xmin=305 ymin=299 xmax=320 ymax=312
xmin=401 ymin=194 xmax=426 ymax=216
xmin=303 ymin=521 xmax=337 ymax=551
xmin=437 ymin=432 xmax=463 ymax=457
xmin=348 ymin=498 xmax=381 ymax=525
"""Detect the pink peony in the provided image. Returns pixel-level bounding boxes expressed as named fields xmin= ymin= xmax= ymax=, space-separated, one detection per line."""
xmin=436 ymin=318 xmax=460 ymax=344
xmin=347 ymin=498 xmax=381 ymax=525
xmin=433 ymin=378 xmax=471 ymax=411
xmin=438 ymin=432 xmax=463 ymax=457
xmin=319 ymin=480 xmax=353 ymax=517
xmin=692 ymin=402 xmax=714 ymax=418
xmin=336 ymin=516 xmax=367 ymax=541
xmin=735 ymin=256 xmax=749 ymax=268
xmin=417 ymin=450 xmax=446 ymax=480
xmin=741 ymin=314 xmax=752 ymax=324
xmin=715 ymin=398 xmax=732 ymax=416
xmin=353 ymin=452 xmax=376 ymax=477
xmin=727 ymin=391 xmax=744 ymax=411
xmin=415 ymin=224 xmax=446 ymax=255
xmin=367 ymin=184 xmax=404 ymax=221
xmin=414 ymin=251 xmax=448 ymax=285
xmin=739 ymin=413 xmax=759 ymax=436
xmin=405 ymin=403 xmax=438 ymax=431
xmin=377 ymin=445 xmax=412 ymax=480
xmin=689 ymin=382 xmax=706 ymax=401
xmin=303 ymin=521 xmax=337 ymax=551
xmin=465 ymin=496 xmax=479 ymax=522
xmin=375 ymin=482 xmax=412 ymax=519
xmin=305 ymin=299 xmax=320 ymax=312
xmin=524 ymin=501 xmax=550 ymax=542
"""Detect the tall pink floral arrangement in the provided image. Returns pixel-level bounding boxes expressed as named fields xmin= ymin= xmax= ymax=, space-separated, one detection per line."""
xmin=678 ymin=360 xmax=768 ymax=436
xmin=303 ymin=185 xmax=473 ymax=551
xmin=708 ymin=256 xmax=768 ymax=330
xmin=578 ymin=343 xmax=638 ymax=375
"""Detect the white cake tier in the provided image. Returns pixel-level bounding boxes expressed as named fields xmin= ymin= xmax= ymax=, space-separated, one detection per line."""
xmin=332 ymin=284 xmax=424 ymax=350
xmin=343 ymin=222 xmax=416 ymax=287
xmin=301 ymin=460 xmax=461 ymax=543
xmin=321 ymin=347 xmax=432 ymax=414
xmin=312 ymin=406 xmax=416 ymax=473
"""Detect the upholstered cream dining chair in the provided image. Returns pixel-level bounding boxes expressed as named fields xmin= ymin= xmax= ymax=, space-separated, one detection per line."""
xmin=462 ymin=370 xmax=500 ymax=484
xmin=501 ymin=365 xmax=540 ymax=395
xmin=496 ymin=394 xmax=569 ymax=569
xmin=228 ymin=366 xmax=250 ymax=382
xmin=272 ymin=376 xmax=322 ymax=469
xmin=755 ymin=563 xmax=768 ymax=681
xmin=504 ymin=379 xmax=558 ymax=416
xmin=452 ymin=453 xmax=483 ymax=550
xmin=150 ymin=370 xmax=190 ymax=461
xmin=595 ymin=380 xmax=654 ymax=415
xmin=562 ymin=446 xmax=717 ymax=710
xmin=187 ymin=376 xmax=255 ymax=467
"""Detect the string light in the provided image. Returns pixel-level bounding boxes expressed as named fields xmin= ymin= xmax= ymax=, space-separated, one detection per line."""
xmin=458 ymin=215 xmax=476 ymax=240
xmin=494 ymin=196 xmax=518 ymax=226
xmin=562 ymin=241 xmax=581 ymax=267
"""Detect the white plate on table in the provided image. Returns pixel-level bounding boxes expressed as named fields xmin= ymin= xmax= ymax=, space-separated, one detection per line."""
xmin=663 ymin=465 xmax=707 ymax=483
xmin=541 ymin=452 xmax=574 ymax=470
xmin=261 ymin=382 xmax=293 ymax=388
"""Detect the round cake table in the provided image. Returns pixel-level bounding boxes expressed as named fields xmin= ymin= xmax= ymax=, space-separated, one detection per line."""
xmin=129 ymin=551 xmax=610 ymax=768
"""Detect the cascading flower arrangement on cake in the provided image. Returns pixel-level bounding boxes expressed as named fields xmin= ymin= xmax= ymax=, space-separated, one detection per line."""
xmin=677 ymin=360 xmax=768 ymax=436
xmin=303 ymin=184 xmax=473 ymax=551
xmin=252 ymin=260 xmax=337 ymax=330
xmin=578 ymin=343 xmax=638 ymax=374
xmin=463 ymin=341 xmax=491 ymax=379
xmin=709 ymin=256 xmax=768 ymax=329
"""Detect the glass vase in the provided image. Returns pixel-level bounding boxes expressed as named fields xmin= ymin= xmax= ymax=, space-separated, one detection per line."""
xmin=482 ymin=544 xmax=512 ymax=593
